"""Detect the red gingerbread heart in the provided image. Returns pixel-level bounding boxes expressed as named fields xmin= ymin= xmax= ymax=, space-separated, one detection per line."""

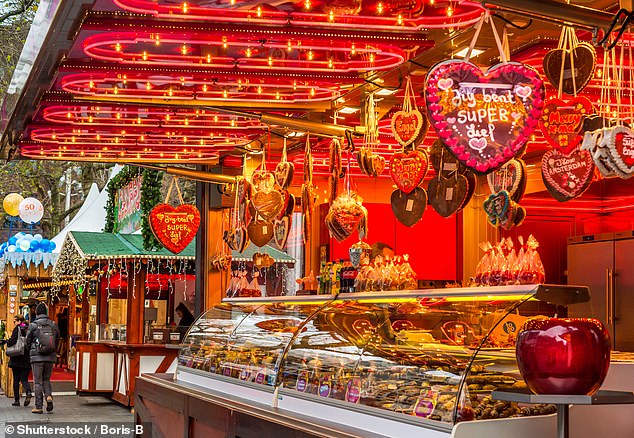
xmin=540 ymin=96 xmax=593 ymax=155
xmin=425 ymin=60 xmax=545 ymax=174
xmin=389 ymin=150 xmax=429 ymax=194
xmin=149 ymin=203 xmax=200 ymax=254
xmin=612 ymin=126 xmax=634 ymax=177
xmin=391 ymin=109 xmax=427 ymax=147
xmin=541 ymin=149 xmax=594 ymax=202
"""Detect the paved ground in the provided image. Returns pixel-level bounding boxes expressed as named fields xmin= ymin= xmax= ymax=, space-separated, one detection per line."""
xmin=0 ymin=392 xmax=133 ymax=438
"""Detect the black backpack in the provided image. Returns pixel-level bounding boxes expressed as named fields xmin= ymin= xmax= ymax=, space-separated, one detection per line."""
xmin=34 ymin=320 xmax=56 ymax=354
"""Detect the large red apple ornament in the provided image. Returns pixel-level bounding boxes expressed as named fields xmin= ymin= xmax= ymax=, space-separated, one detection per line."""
xmin=516 ymin=318 xmax=611 ymax=395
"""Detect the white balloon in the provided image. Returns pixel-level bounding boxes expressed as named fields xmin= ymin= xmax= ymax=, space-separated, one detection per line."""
xmin=7 ymin=245 xmax=16 ymax=253
xmin=18 ymin=198 xmax=44 ymax=224
xmin=23 ymin=234 xmax=33 ymax=241
xmin=19 ymin=239 xmax=30 ymax=251
xmin=34 ymin=234 xmax=43 ymax=241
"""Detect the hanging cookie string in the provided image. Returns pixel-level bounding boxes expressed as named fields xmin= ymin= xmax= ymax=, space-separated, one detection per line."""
xmin=164 ymin=176 xmax=185 ymax=205
xmin=465 ymin=11 xmax=507 ymax=64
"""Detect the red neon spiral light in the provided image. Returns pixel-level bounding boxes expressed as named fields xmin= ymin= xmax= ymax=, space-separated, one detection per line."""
xmin=82 ymin=31 xmax=408 ymax=73
xmin=113 ymin=0 xmax=483 ymax=31
xmin=61 ymin=72 xmax=341 ymax=103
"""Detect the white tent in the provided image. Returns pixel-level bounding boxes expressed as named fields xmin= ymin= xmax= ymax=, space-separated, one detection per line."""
xmin=51 ymin=165 xmax=122 ymax=252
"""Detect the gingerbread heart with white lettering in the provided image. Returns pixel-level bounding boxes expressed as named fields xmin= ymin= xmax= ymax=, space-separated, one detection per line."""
xmin=389 ymin=149 xmax=428 ymax=194
xmin=428 ymin=175 xmax=468 ymax=218
xmin=541 ymin=148 xmax=594 ymax=202
xmin=609 ymin=125 xmax=634 ymax=179
xmin=391 ymin=109 xmax=427 ymax=147
xmin=540 ymin=96 xmax=593 ymax=155
xmin=149 ymin=203 xmax=200 ymax=254
xmin=486 ymin=159 xmax=526 ymax=202
xmin=425 ymin=60 xmax=545 ymax=174
xmin=391 ymin=188 xmax=427 ymax=227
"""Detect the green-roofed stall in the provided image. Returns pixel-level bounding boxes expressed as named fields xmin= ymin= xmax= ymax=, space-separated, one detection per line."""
xmin=53 ymin=231 xmax=196 ymax=407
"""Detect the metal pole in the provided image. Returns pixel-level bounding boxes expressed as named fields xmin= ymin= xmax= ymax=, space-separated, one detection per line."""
xmin=556 ymin=404 xmax=570 ymax=438
xmin=484 ymin=0 xmax=616 ymax=31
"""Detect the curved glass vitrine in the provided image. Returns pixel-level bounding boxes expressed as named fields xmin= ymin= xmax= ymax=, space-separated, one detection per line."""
xmin=178 ymin=285 xmax=587 ymax=426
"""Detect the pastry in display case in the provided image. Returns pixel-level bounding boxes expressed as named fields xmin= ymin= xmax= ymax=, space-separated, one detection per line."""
xmin=177 ymin=284 xmax=588 ymax=437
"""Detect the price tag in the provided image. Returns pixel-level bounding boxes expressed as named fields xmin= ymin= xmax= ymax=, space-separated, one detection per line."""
xmin=296 ymin=371 xmax=308 ymax=392
xmin=443 ymin=163 xmax=457 ymax=171
xmin=414 ymin=389 xmax=439 ymax=418
xmin=262 ymin=225 xmax=268 ymax=234
xmin=318 ymin=377 xmax=332 ymax=398
xmin=445 ymin=188 xmax=454 ymax=201
xmin=345 ymin=379 xmax=361 ymax=404
xmin=406 ymin=199 xmax=414 ymax=212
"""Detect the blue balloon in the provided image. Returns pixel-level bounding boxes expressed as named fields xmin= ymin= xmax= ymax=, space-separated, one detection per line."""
xmin=30 ymin=240 xmax=39 ymax=250
xmin=15 ymin=247 xmax=24 ymax=253
xmin=8 ymin=237 xmax=16 ymax=245
xmin=40 ymin=238 xmax=50 ymax=248
xmin=49 ymin=241 xmax=56 ymax=251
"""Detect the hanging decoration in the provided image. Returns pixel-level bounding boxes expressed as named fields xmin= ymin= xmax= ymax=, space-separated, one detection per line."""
xmin=251 ymin=172 xmax=284 ymax=221
xmin=487 ymin=159 xmax=527 ymax=203
xmin=428 ymin=172 xmax=469 ymax=218
xmin=542 ymin=26 xmax=596 ymax=95
xmin=390 ymin=188 xmax=427 ymax=227
xmin=302 ymin=135 xmax=316 ymax=245
xmin=275 ymin=138 xmax=295 ymax=190
xmin=148 ymin=177 xmax=200 ymax=254
xmin=273 ymin=215 xmax=291 ymax=250
xmin=389 ymin=149 xmax=429 ymax=194
xmin=357 ymin=93 xmax=386 ymax=177
xmin=541 ymin=149 xmax=595 ymax=202
xmin=391 ymin=76 xmax=428 ymax=147
xmin=329 ymin=137 xmax=343 ymax=204
xmin=326 ymin=154 xmax=368 ymax=242
xmin=429 ymin=139 xmax=467 ymax=177
xmin=211 ymin=214 xmax=231 ymax=271
xmin=580 ymin=43 xmax=630 ymax=180
xmin=483 ymin=190 xmax=526 ymax=230
xmin=540 ymin=97 xmax=594 ymax=155
xmin=424 ymin=13 xmax=545 ymax=174
xmin=223 ymin=175 xmax=250 ymax=253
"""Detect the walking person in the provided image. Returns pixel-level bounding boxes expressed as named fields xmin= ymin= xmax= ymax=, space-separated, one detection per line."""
xmin=26 ymin=303 xmax=60 ymax=414
xmin=5 ymin=315 xmax=32 ymax=406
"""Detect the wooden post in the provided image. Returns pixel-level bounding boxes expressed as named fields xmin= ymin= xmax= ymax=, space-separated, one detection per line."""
xmin=126 ymin=263 xmax=145 ymax=344
xmin=69 ymin=284 xmax=77 ymax=339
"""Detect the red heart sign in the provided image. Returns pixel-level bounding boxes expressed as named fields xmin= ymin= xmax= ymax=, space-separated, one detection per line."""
xmin=614 ymin=129 xmax=634 ymax=172
xmin=149 ymin=204 xmax=200 ymax=254
xmin=541 ymin=149 xmax=594 ymax=202
xmin=389 ymin=150 xmax=429 ymax=194
xmin=540 ymin=96 xmax=593 ymax=155
xmin=391 ymin=109 xmax=427 ymax=147
xmin=425 ymin=60 xmax=545 ymax=174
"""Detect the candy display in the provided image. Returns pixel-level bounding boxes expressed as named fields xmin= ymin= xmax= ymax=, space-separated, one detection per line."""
xmin=180 ymin=288 xmax=572 ymax=427
xmin=473 ymin=236 xmax=545 ymax=286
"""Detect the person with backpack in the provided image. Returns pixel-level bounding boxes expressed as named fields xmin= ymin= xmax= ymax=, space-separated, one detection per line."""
xmin=26 ymin=303 xmax=60 ymax=414
xmin=4 ymin=315 xmax=32 ymax=406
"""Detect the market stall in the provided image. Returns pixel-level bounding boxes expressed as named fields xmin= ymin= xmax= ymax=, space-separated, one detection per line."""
xmin=0 ymin=252 xmax=59 ymax=397
xmin=52 ymin=231 xmax=195 ymax=406
xmin=4 ymin=0 xmax=634 ymax=436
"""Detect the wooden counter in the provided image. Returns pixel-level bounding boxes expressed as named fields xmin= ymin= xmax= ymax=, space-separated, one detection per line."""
xmin=76 ymin=341 xmax=178 ymax=407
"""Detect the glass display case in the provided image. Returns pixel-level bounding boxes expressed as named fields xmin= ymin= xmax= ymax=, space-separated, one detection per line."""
xmin=177 ymin=285 xmax=588 ymax=433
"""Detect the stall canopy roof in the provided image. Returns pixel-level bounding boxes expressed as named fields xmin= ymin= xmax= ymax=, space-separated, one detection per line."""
xmin=66 ymin=231 xmax=195 ymax=260
xmin=232 ymin=243 xmax=295 ymax=264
